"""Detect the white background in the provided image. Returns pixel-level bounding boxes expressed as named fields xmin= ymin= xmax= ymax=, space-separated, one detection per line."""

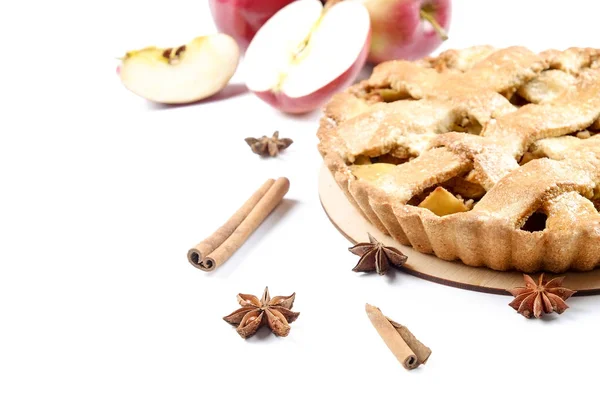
xmin=2 ymin=1 xmax=600 ymax=399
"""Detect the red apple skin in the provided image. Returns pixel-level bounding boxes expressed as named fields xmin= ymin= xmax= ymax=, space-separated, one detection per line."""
xmin=365 ymin=0 xmax=451 ymax=64
xmin=251 ymin=33 xmax=371 ymax=114
xmin=209 ymin=0 xmax=296 ymax=51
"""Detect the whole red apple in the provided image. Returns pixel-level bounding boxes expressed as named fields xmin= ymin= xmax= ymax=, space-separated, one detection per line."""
xmin=363 ymin=0 xmax=451 ymax=63
xmin=209 ymin=0 xmax=296 ymax=50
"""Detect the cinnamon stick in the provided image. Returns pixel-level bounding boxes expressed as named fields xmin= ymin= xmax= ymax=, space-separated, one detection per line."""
xmin=187 ymin=177 xmax=290 ymax=271
xmin=365 ymin=304 xmax=431 ymax=370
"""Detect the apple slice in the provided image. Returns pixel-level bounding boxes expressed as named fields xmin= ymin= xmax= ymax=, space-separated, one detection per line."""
xmin=244 ymin=0 xmax=371 ymax=114
xmin=418 ymin=187 xmax=468 ymax=217
xmin=118 ymin=34 xmax=240 ymax=104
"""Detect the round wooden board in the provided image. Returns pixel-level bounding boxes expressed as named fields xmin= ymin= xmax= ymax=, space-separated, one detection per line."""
xmin=318 ymin=164 xmax=600 ymax=296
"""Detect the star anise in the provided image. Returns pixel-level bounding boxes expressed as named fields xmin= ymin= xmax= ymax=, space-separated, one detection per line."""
xmin=223 ymin=287 xmax=300 ymax=339
xmin=508 ymin=274 xmax=577 ymax=319
xmin=349 ymin=233 xmax=408 ymax=275
xmin=245 ymin=131 xmax=293 ymax=157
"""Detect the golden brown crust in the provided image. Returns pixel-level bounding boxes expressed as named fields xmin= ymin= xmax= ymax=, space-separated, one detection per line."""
xmin=318 ymin=46 xmax=600 ymax=273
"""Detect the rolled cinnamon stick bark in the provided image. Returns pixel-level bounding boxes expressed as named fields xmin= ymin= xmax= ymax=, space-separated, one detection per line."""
xmin=365 ymin=304 xmax=431 ymax=370
xmin=187 ymin=177 xmax=290 ymax=271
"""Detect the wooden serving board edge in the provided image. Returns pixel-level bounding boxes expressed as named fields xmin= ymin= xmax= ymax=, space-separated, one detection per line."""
xmin=318 ymin=164 xmax=600 ymax=296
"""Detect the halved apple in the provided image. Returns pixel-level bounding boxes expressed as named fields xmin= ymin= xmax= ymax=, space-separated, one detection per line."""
xmin=244 ymin=0 xmax=371 ymax=114
xmin=118 ymin=34 xmax=240 ymax=104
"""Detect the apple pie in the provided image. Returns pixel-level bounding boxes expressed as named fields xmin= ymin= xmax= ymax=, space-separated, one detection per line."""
xmin=317 ymin=45 xmax=600 ymax=273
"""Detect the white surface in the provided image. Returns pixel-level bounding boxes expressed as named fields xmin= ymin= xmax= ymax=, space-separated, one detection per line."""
xmin=2 ymin=1 xmax=600 ymax=399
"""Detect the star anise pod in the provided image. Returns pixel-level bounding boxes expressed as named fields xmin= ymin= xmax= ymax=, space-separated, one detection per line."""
xmin=349 ymin=233 xmax=408 ymax=275
xmin=508 ymin=274 xmax=577 ymax=319
xmin=245 ymin=131 xmax=293 ymax=157
xmin=223 ymin=287 xmax=300 ymax=339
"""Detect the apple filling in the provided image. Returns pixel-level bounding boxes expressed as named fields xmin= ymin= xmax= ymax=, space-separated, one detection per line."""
xmin=348 ymin=152 xmax=409 ymax=183
xmin=350 ymin=156 xmax=486 ymax=217
xmin=450 ymin=116 xmax=482 ymax=135
xmin=520 ymin=122 xmax=600 ymax=165
xmin=575 ymin=130 xmax=594 ymax=139
xmin=353 ymin=84 xmax=413 ymax=103
xmin=368 ymin=88 xmax=411 ymax=103
xmin=442 ymin=176 xmax=486 ymax=200
xmin=410 ymin=175 xmax=485 ymax=216
xmin=507 ymin=92 xmax=531 ymax=107
xmin=573 ymin=120 xmax=600 ymax=138
xmin=349 ymin=162 xmax=397 ymax=182
xmin=567 ymin=120 xmax=600 ymax=139
xmin=418 ymin=187 xmax=470 ymax=216
xmin=353 ymin=154 xmax=408 ymax=165
xmin=592 ymin=192 xmax=600 ymax=213
xmin=519 ymin=152 xmax=542 ymax=165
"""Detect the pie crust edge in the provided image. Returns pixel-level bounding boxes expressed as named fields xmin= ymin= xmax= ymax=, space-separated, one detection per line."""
xmin=317 ymin=48 xmax=600 ymax=273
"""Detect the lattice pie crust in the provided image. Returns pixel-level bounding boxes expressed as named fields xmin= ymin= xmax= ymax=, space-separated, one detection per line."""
xmin=318 ymin=46 xmax=600 ymax=273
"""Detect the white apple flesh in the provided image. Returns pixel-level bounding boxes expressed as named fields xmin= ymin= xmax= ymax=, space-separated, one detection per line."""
xmin=119 ymin=34 xmax=240 ymax=104
xmin=244 ymin=0 xmax=371 ymax=114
